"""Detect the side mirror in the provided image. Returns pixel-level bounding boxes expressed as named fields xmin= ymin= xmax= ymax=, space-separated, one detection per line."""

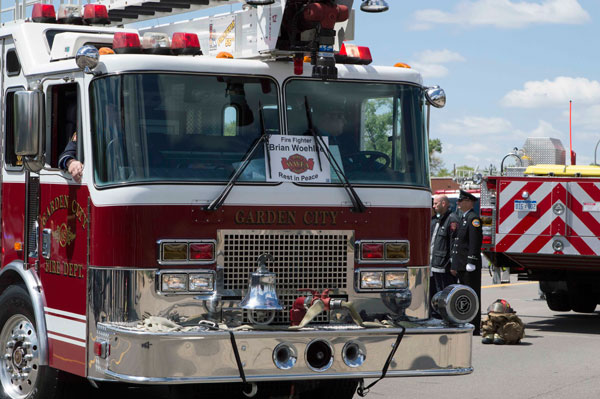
xmin=425 ymin=86 xmax=446 ymax=109
xmin=14 ymin=90 xmax=45 ymax=172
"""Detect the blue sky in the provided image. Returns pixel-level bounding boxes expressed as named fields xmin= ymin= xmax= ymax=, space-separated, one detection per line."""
xmin=353 ymin=0 xmax=600 ymax=170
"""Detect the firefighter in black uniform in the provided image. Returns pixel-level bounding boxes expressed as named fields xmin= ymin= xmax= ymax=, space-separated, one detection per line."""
xmin=450 ymin=190 xmax=483 ymax=335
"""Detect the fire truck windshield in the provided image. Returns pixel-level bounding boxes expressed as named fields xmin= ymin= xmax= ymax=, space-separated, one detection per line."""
xmin=90 ymin=74 xmax=428 ymax=189
xmin=90 ymin=73 xmax=280 ymax=187
xmin=286 ymin=80 xmax=429 ymax=187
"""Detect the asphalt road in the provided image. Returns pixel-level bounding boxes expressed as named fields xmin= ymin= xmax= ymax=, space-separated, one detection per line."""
xmin=58 ymin=271 xmax=600 ymax=399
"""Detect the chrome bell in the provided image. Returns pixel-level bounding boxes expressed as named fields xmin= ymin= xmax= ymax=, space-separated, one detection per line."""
xmin=240 ymin=254 xmax=283 ymax=324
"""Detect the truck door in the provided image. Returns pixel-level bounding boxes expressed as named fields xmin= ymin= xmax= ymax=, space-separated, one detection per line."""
xmin=2 ymin=38 xmax=28 ymax=267
xmin=496 ymin=179 xmax=566 ymax=254
xmin=37 ymin=82 xmax=88 ymax=376
xmin=566 ymin=181 xmax=600 ymax=256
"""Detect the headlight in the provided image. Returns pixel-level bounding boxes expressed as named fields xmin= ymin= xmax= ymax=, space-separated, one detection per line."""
xmin=360 ymin=271 xmax=383 ymax=289
xmin=161 ymin=273 xmax=188 ymax=292
xmin=385 ymin=271 xmax=408 ymax=289
xmin=189 ymin=273 xmax=214 ymax=292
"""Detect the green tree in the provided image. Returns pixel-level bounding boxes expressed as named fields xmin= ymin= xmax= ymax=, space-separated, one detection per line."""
xmin=429 ymin=138 xmax=446 ymax=176
xmin=363 ymin=98 xmax=393 ymax=154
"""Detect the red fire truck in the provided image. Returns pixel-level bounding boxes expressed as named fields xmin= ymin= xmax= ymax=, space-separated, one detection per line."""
xmin=0 ymin=0 xmax=478 ymax=398
xmin=481 ymin=138 xmax=600 ymax=313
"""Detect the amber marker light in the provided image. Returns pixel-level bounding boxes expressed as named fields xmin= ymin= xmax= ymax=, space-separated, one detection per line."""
xmin=394 ymin=62 xmax=411 ymax=68
xmin=385 ymin=242 xmax=409 ymax=260
xmin=216 ymin=52 xmax=234 ymax=59
xmin=14 ymin=242 xmax=23 ymax=251
xmin=162 ymin=242 xmax=188 ymax=261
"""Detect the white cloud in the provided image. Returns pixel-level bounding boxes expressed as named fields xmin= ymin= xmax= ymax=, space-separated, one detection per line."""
xmin=410 ymin=50 xmax=465 ymax=78
xmin=411 ymin=0 xmax=590 ymax=30
xmin=414 ymin=49 xmax=466 ymax=64
xmin=439 ymin=116 xmax=513 ymax=135
xmin=573 ymin=104 xmax=600 ymax=129
xmin=528 ymin=120 xmax=564 ymax=138
xmin=435 ymin=118 xmax=574 ymax=169
xmin=502 ymin=77 xmax=600 ymax=108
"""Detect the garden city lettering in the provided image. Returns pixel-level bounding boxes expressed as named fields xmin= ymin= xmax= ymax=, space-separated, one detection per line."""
xmin=235 ymin=210 xmax=337 ymax=226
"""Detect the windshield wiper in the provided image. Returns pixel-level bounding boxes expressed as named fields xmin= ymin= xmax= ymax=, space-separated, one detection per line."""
xmin=304 ymin=96 xmax=366 ymax=213
xmin=206 ymin=104 xmax=271 ymax=211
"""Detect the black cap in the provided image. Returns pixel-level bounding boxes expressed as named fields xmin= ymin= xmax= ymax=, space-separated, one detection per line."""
xmin=458 ymin=190 xmax=478 ymax=202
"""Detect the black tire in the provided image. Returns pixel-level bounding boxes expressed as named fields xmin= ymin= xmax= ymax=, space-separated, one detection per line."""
xmin=0 ymin=285 xmax=59 ymax=399
xmin=569 ymin=292 xmax=597 ymax=314
xmin=545 ymin=291 xmax=571 ymax=312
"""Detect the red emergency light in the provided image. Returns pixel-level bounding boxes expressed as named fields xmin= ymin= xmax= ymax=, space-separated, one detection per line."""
xmin=480 ymin=208 xmax=493 ymax=217
xmin=171 ymin=32 xmax=201 ymax=55
xmin=361 ymin=243 xmax=384 ymax=259
xmin=32 ymin=4 xmax=56 ymax=23
xmin=337 ymin=43 xmax=372 ymax=65
xmin=482 ymin=236 xmax=493 ymax=245
xmin=113 ymin=32 xmax=141 ymax=54
xmin=189 ymin=243 xmax=214 ymax=261
xmin=83 ymin=4 xmax=110 ymax=25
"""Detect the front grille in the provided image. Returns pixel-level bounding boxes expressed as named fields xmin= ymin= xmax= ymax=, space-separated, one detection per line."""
xmin=219 ymin=230 xmax=353 ymax=324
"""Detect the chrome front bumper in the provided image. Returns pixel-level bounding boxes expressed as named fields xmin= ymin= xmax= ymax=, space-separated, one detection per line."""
xmin=94 ymin=321 xmax=473 ymax=384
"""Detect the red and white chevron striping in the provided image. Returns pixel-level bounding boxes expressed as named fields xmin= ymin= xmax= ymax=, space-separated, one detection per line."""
xmin=495 ymin=180 xmax=600 ymax=256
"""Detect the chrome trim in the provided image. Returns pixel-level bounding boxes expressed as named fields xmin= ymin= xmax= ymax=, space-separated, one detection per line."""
xmin=156 ymin=239 xmax=217 ymax=265
xmin=272 ymin=343 xmax=297 ymax=370
xmin=342 ymin=341 xmax=366 ymax=368
xmin=355 ymin=240 xmax=410 ymax=264
xmin=103 ymin=367 xmax=473 ymax=384
xmin=90 ymin=322 xmax=472 ymax=383
xmin=0 ymin=262 xmax=48 ymax=366
xmin=304 ymin=339 xmax=334 ymax=372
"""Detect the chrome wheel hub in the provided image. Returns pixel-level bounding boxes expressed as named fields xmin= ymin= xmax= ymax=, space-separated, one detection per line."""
xmin=0 ymin=315 xmax=40 ymax=399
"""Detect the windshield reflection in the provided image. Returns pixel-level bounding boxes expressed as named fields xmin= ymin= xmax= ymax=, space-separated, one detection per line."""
xmin=90 ymin=73 xmax=279 ymax=186
xmin=285 ymin=80 xmax=429 ymax=187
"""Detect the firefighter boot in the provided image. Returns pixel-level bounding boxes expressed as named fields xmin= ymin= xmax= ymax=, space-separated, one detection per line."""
xmin=493 ymin=333 xmax=505 ymax=345
xmin=482 ymin=334 xmax=494 ymax=344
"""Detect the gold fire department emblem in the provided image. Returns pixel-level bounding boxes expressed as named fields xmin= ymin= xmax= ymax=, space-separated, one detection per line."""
xmin=52 ymin=223 xmax=76 ymax=247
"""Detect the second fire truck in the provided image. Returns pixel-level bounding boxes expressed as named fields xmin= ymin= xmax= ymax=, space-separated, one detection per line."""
xmin=482 ymin=137 xmax=600 ymax=313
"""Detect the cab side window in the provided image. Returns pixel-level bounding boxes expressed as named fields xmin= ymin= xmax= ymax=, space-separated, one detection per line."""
xmin=48 ymin=83 xmax=80 ymax=168
xmin=5 ymin=88 xmax=23 ymax=170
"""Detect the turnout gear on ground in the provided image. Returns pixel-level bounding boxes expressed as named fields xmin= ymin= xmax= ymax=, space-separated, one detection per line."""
xmin=481 ymin=299 xmax=525 ymax=344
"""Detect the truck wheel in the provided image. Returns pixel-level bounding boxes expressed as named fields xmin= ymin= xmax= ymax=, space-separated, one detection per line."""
xmin=569 ymin=293 xmax=597 ymax=314
xmin=0 ymin=285 xmax=58 ymax=399
xmin=545 ymin=292 xmax=571 ymax=312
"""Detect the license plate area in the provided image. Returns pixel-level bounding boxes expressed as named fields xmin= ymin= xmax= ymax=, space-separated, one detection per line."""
xmin=514 ymin=200 xmax=537 ymax=212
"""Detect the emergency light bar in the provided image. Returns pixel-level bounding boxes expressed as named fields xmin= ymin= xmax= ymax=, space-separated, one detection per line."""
xmin=113 ymin=32 xmax=141 ymax=54
xmin=83 ymin=4 xmax=110 ymax=25
xmin=32 ymin=4 xmax=56 ymax=23
xmin=336 ymin=43 xmax=372 ymax=65
xmin=171 ymin=32 xmax=201 ymax=55
xmin=57 ymin=4 xmax=83 ymax=25
xmin=142 ymin=32 xmax=171 ymax=55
